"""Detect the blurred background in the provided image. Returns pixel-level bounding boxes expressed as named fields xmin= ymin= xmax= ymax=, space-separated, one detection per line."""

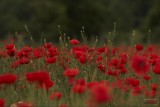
xmin=0 ymin=0 xmax=160 ymax=44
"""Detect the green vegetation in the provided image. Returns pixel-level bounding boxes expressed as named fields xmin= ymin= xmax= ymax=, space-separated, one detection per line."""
xmin=0 ymin=0 xmax=160 ymax=43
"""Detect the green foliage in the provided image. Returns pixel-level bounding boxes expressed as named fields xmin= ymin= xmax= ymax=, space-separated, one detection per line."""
xmin=0 ymin=0 xmax=159 ymax=43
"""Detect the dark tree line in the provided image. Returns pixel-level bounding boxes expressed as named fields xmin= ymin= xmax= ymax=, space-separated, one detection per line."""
xmin=0 ymin=0 xmax=160 ymax=43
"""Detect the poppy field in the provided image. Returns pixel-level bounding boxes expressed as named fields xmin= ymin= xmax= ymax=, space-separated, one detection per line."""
xmin=0 ymin=36 xmax=160 ymax=107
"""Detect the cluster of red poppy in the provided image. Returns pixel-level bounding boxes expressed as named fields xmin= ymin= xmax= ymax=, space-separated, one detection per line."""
xmin=0 ymin=39 xmax=160 ymax=107
xmin=26 ymin=71 xmax=54 ymax=90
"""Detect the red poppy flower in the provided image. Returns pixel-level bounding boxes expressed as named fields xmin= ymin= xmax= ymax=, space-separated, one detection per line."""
xmin=135 ymin=44 xmax=144 ymax=51
xmin=34 ymin=51 xmax=42 ymax=59
xmin=26 ymin=71 xmax=54 ymax=90
xmin=98 ymin=64 xmax=106 ymax=72
xmin=96 ymin=55 xmax=103 ymax=63
xmin=143 ymin=75 xmax=151 ymax=80
xmin=124 ymin=78 xmax=140 ymax=87
xmin=87 ymin=81 xmax=99 ymax=89
xmin=118 ymin=66 xmax=127 ymax=74
xmin=63 ymin=68 xmax=79 ymax=78
xmin=21 ymin=46 xmax=32 ymax=52
xmin=7 ymin=49 xmax=16 ymax=57
xmin=46 ymin=57 xmax=57 ymax=64
xmin=72 ymin=78 xmax=86 ymax=94
xmin=26 ymin=71 xmax=50 ymax=82
xmin=73 ymin=51 xmax=83 ymax=59
xmin=0 ymin=73 xmax=17 ymax=84
xmin=90 ymin=84 xmax=112 ymax=104
xmin=112 ymin=48 xmax=117 ymax=56
xmin=5 ymin=44 xmax=14 ymax=50
xmin=145 ymin=90 xmax=157 ymax=98
xmin=63 ymin=68 xmax=80 ymax=84
xmin=75 ymin=78 xmax=86 ymax=85
xmin=109 ymin=58 xmax=120 ymax=67
xmin=153 ymin=63 xmax=160 ymax=74
xmin=72 ymin=45 xmax=88 ymax=53
xmin=11 ymin=61 xmax=20 ymax=69
xmin=47 ymin=47 xmax=58 ymax=56
xmin=44 ymin=43 xmax=52 ymax=49
xmin=147 ymin=45 xmax=154 ymax=52
xmin=119 ymin=53 xmax=128 ymax=64
xmin=49 ymin=92 xmax=62 ymax=100
xmin=132 ymin=85 xmax=145 ymax=96
xmin=150 ymin=83 xmax=158 ymax=91
xmin=41 ymin=79 xmax=54 ymax=90
xmin=19 ymin=58 xmax=29 ymax=64
xmin=106 ymin=69 xmax=119 ymax=77
xmin=78 ymin=53 xmax=88 ymax=64
xmin=0 ymin=98 xmax=5 ymax=107
xmin=17 ymin=50 xmax=29 ymax=59
xmin=131 ymin=55 xmax=150 ymax=75
xmin=70 ymin=39 xmax=79 ymax=45
xmin=150 ymin=53 xmax=159 ymax=59
xmin=97 ymin=47 xmax=106 ymax=53
xmin=72 ymin=85 xmax=85 ymax=94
